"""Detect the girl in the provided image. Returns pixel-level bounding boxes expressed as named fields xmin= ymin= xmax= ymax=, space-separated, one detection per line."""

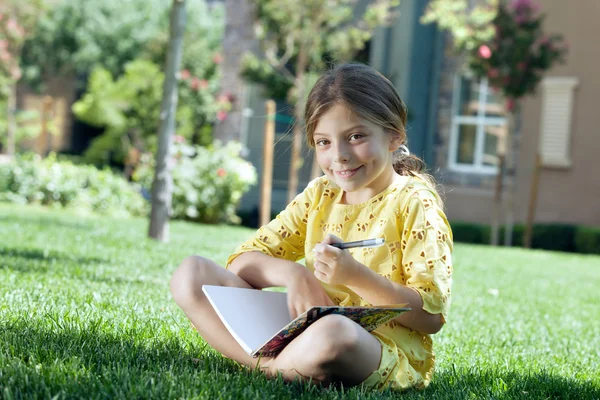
xmin=170 ymin=63 xmax=453 ymax=391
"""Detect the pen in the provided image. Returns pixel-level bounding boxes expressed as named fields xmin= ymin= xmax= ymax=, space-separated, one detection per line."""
xmin=330 ymin=238 xmax=385 ymax=249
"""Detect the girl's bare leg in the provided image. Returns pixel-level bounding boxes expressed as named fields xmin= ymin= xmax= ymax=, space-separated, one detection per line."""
xmin=170 ymin=255 xmax=262 ymax=367
xmin=262 ymin=314 xmax=383 ymax=386
xmin=170 ymin=256 xmax=382 ymax=387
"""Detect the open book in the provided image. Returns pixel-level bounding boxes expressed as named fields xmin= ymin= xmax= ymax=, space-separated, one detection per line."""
xmin=202 ymin=285 xmax=411 ymax=358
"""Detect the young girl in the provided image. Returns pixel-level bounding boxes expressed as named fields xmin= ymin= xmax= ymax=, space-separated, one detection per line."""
xmin=170 ymin=63 xmax=453 ymax=391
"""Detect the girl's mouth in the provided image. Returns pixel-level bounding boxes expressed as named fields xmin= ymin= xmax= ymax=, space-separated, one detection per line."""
xmin=334 ymin=166 xmax=361 ymax=179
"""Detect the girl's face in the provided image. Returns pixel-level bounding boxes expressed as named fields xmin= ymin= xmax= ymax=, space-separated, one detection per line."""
xmin=313 ymin=104 xmax=401 ymax=204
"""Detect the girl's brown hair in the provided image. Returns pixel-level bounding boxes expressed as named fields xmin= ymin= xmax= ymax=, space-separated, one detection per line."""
xmin=305 ymin=63 xmax=439 ymax=192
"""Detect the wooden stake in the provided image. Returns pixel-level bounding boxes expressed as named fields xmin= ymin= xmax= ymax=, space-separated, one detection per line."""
xmin=260 ymin=100 xmax=276 ymax=227
xmin=523 ymin=153 xmax=541 ymax=248
xmin=38 ymin=96 xmax=54 ymax=156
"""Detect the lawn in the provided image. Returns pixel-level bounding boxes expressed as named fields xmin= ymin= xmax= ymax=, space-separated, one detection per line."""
xmin=1 ymin=203 xmax=599 ymax=399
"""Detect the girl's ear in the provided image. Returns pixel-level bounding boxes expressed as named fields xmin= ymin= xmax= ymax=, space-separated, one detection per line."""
xmin=388 ymin=132 xmax=403 ymax=152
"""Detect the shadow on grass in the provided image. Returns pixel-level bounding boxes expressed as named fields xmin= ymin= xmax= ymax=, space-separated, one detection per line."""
xmin=0 ymin=246 xmax=109 ymax=270
xmin=418 ymin=367 xmax=600 ymax=400
xmin=0 ymin=213 xmax=92 ymax=231
xmin=0 ymin=318 xmax=248 ymax=398
xmin=1 ymin=318 xmax=598 ymax=399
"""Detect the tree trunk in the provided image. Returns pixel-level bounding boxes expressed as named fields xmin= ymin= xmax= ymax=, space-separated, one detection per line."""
xmin=148 ymin=0 xmax=187 ymax=242
xmin=287 ymin=44 xmax=308 ymax=204
xmin=5 ymin=84 xmax=17 ymax=156
xmin=490 ymin=154 xmax=504 ymax=246
xmin=503 ymin=102 xmax=522 ymax=247
xmin=212 ymin=0 xmax=257 ymax=144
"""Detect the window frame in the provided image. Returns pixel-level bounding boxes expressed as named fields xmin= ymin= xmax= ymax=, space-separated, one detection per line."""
xmin=448 ymin=75 xmax=507 ymax=175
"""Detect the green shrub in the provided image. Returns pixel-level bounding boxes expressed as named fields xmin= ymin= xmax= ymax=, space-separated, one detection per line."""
xmin=527 ymin=224 xmax=576 ymax=253
xmin=133 ymin=140 xmax=257 ymax=224
xmin=574 ymin=227 xmax=600 ymax=254
xmin=0 ymin=153 xmax=148 ymax=217
xmin=451 ymin=221 xmax=585 ymax=253
xmin=450 ymin=222 xmax=491 ymax=244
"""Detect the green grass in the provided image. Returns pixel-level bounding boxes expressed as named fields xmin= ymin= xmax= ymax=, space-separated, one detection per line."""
xmin=1 ymin=203 xmax=599 ymax=399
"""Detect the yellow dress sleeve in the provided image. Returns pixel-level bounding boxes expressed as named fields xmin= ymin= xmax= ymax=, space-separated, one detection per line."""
xmin=226 ymin=188 xmax=312 ymax=267
xmin=398 ymin=189 xmax=453 ymax=320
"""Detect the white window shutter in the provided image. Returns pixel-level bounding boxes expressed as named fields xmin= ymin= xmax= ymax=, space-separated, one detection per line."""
xmin=539 ymin=77 xmax=579 ymax=168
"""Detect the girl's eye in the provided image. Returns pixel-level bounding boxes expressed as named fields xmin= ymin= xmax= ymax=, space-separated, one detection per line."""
xmin=349 ymin=133 xmax=365 ymax=141
xmin=315 ymin=139 xmax=330 ymax=146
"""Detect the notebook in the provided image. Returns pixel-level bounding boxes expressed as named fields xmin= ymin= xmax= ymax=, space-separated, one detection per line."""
xmin=202 ymin=285 xmax=411 ymax=358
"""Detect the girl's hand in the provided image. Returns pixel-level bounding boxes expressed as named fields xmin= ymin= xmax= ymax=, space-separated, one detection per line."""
xmin=286 ymin=266 xmax=334 ymax=319
xmin=313 ymin=234 xmax=363 ymax=286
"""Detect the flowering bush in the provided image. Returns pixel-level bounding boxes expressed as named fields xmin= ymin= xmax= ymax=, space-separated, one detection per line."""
xmin=467 ymin=0 xmax=568 ymax=105
xmin=0 ymin=153 xmax=148 ymax=217
xmin=133 ymin=140 xmax=257 ymax=224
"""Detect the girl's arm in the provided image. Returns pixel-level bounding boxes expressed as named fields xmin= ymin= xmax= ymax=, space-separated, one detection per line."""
xmin=345 ymin=266 xmax=444 ymax=334
xmin=228 ymin=251 xmax=305 ymax=289
xmin=228 ymin=252 xmax=335 ymax=318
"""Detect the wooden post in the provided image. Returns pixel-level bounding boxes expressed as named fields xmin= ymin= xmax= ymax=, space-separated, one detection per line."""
xmin=260 ymin=100 xmax=276 ymax=227
xmin=490 ymin=154 xmax=504 ymax=246
xmin=38 ymin=96 xmax=54 ymax=156
xmin=490 ymin=121 xmax=507 ymax=246
xmin=523 ymin=153 xmax=541 ymax=248
xmin=503 ymin=109 xmax=516 ymax=247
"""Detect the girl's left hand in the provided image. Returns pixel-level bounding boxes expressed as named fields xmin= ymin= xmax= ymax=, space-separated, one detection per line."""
xmin=313 ymin=234 xmax=363 ymax=285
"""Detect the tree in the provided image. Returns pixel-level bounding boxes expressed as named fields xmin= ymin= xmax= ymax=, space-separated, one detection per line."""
xmin=422 ymin=0 xmax=567 ymax=246
xmin=20 ymin=0 xmax=223 ymax=164
xmin=212 ymin=0 xmax=257 ymax=144
xmin=0 ymin=0 xmax=48 ymax=156
xmin=243 ymin=0 xmax=399 ymax=203
xmin=148 ymin=0 xmax=187 ymax=242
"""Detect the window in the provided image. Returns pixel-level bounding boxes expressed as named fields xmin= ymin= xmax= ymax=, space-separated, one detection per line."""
xmin=538 ymin=77 xmax=578 ymax=168
xmin=448 ymin=75 xmax=507 ymax=174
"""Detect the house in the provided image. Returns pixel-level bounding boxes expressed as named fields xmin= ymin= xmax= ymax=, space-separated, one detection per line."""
xmin=238 ymin=0 xmax=600 ymax=230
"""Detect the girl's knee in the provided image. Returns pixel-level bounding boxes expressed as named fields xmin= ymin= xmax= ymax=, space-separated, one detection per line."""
xmin=307 ymin=315 xmax=362 ymax=362
xmin=170 ymin=256 xmax=216 ymax=304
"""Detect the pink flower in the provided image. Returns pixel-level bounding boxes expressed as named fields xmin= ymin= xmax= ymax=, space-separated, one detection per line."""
xmin=10 ymin=66 xmax=21 ymax=80
xmin=506 ymin=98 xmax=515 ymax=112
xmin=216 ymin=168 xmax=227 ymax=177
xmin=217 ymin=110 xmax=227 ymax=121
xmin=0 ymin=40 xmax=7 ymax=50
xmin=199 ymin=79 xmax=209 ymax=89
xmin=180 ymin=69 xmax=191 ymax=80
xmin=487 ymin=68 xmax=499 ymax=78
xmin=478 ymin=45 xmax=492 ymax=59
xmin=212 ymin=53 xmax=223 ymax=64
xmin=174 ymin=135 xmax=186 ymax=143
xmin=190 ymin=77 xmax=200 ymax=90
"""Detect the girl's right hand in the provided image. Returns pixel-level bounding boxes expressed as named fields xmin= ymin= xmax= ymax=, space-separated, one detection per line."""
xmin=286 ymin=266 xmax=335 ymax=319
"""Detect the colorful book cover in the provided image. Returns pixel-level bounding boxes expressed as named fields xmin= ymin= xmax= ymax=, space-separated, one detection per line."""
xmin=251 ymin=306 xmax=410 ymax=358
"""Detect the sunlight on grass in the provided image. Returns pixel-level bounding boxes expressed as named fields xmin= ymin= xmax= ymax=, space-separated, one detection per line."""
xmin=1 ymin=203 xmax=599 ymax=399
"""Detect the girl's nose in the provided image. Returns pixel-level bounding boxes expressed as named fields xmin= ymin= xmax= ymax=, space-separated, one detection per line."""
xmin=333 ymin=143 xmax=350 ymax=164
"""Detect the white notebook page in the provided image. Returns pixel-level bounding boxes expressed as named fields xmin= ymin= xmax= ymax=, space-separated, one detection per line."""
xmin=202 ymin=285 xmax=292 ymax=354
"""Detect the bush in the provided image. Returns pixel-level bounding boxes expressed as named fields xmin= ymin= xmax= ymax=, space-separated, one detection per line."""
xmin=0 ymin=153 xmax=148 ymax=217
xmin=574 ymin=227 xmax=600 ymax=255
xmin=450 ymin=221 xmax=592 ymax=254
xmin=133 ymin=140 xmax=257 ymax=224
xmin=527 ymin=224 xmax=576 ymax=253
xmin=450 ymin=222 xmax=491 ymax=245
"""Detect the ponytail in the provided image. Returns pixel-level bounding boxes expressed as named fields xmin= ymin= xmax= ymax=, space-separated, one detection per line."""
xmin=392 ymin=145 xmax=444 ymax=206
